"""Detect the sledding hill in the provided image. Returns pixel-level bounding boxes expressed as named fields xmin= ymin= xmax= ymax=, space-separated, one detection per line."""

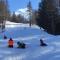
xmin=0 ymin=21 xmax=60 ymax=60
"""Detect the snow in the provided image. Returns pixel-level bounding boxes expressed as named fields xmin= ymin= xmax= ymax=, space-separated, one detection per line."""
xmin=0 ymin=21 xmax=60 ymax=60
xmin=15 ymin=8 xmax=30 ymax=19
xmin=5 ymin=21 xmax=40 ymax=29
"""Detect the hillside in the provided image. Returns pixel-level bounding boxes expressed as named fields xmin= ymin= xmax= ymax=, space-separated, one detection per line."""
xmin=0 ymin=21 xmax=60 ymax=60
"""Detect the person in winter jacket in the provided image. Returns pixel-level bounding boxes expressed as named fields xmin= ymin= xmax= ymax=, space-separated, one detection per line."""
xmin=40 ymin=39 xmax=47 ymax=46
xmin=8 ymin=38 xmax=14 ymax=48
xmin=4 ymin=35 xmax=7 ymax=39
xmin=17 ymin=41 xmax=26 ymax=48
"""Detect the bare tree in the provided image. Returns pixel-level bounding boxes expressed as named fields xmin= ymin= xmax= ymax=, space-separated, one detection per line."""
xmin=27 ymin=0 xmax=32 ymax=27
xmin=0 ymin=0 xmax=10 ymax=32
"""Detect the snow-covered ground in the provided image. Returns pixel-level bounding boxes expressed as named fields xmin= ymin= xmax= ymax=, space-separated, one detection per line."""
xmin=0 ymin=21 xmax=60 ymax=60
xmin=5 ymin=21 xmax=40 ymax=29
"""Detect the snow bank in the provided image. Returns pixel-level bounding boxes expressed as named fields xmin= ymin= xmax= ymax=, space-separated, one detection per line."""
xmin=5 ymin=21 xmax=40 ymax=29
xmin=5 ymin=21 xmax=20 ymax=28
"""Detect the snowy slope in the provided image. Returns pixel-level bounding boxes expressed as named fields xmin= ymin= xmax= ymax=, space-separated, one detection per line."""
xmin=5 ymin=21 xmax=40 ymax=29
xmin=0 ymin=21 xmax=60 ymax=60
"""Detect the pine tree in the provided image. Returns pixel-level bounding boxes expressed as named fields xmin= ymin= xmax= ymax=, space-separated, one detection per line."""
xmin=17 ymin=14 xmax=25 ymax=23
xmin=37 ymin=0 xmax=58 ymax=34
xmin=11 ymin=12 xmax=17 ymax=22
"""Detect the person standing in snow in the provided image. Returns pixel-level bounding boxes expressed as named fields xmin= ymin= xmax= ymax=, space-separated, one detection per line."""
xmin=8 ymin=38 xmax=14 ymax=48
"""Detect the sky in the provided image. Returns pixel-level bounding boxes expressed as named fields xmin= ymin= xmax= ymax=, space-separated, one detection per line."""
xmin=8 ymin=0 xmax=41 ymax=12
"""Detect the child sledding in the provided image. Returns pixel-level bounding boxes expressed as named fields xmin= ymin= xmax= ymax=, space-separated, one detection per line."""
xmin=17 ymin=41 xmax=26 ymax=48
xmin=8 ymin=38 xmax=14 ymax=48
xmin=8 ymin=37 xmax=47 ymax=48
xmin=40 ymin=39 xmax=47 ymax=46
xmin=8 ymin=37 xmax=26 ymax=48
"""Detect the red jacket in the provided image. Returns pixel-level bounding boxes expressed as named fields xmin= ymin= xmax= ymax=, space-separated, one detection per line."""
xmin=8 ymin=39 xmax=14 ymax=46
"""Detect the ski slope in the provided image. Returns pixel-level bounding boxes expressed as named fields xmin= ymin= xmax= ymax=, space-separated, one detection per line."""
xmin=0 ymin=21 xmax=60 ymax=60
